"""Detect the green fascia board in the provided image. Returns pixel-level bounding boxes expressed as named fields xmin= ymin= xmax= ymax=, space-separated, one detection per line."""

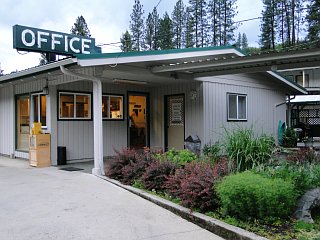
xmin=76 ymin=45 xmax=243 ymax=60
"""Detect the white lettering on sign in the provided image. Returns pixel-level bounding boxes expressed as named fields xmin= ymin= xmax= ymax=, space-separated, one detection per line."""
xmin=37 ymin=31 xmax=49 ymax=48
xmin=51 ymin=33 xmax=63 ymax=50
xmin=21 ymin=29 xmax=35 ymax=47
xmin=70 ymin=37 xmax=80 ymax=53
xmin=18 ymin=27 xmax=94 ymax=55
xmin=82 ymin=39 xmax=92 ymax=54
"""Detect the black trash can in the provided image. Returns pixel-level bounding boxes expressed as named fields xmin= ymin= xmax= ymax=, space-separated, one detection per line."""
xmin=57 ymin=146 xmax=66 ymax=165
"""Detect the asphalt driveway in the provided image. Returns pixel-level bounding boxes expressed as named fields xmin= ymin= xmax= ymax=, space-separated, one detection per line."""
xmin=0 ymin=156 xmax=224 ymax=240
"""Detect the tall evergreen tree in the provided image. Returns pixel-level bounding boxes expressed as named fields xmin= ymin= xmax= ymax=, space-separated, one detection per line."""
xmin=145 ymin=7 xmax=160 ymax=50
xmin=208 ymin=0 xmax=222 ymax=46
xmin=260 ymin=0 xmax=278 ymax=50
xmin=306 ymin=0 xmax=320 ymax=42
xmin=189 ymin=0 xmax=208 ymax=47
xmin=242 ymin=33 xmax=248 ymax=49
xmin=172 ymin=0 xmax=186 ymax=49
xmin=158 ymin=12 xmax=174 ymax=50
xmin=185 ymin=7 xmax=195 ymax=48
xmin=71 ymin=15 xmax=91 ymax=37
xmin=130 ymin=0 xmax=145 ymax=51
xmin=120 ymin=30 xmax=133 ymax=52
xmin=219 ymin=0 xmax=237 ymax=45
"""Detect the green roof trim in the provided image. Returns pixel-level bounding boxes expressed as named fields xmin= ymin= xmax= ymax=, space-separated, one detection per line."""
xmin=76 ymin=45 xmax=243 ymax=60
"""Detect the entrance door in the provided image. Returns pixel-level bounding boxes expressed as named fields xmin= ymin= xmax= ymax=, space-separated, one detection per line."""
xmin=128 ymin=93 xmax=149 ymax=149
xmin=165 ymin=94 xmax=185 ymax=151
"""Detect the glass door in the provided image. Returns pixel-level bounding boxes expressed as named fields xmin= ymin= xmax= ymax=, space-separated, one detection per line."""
xmin=128 ymin=93 xmax=149 ymax=149
xmin=16 ymin=95 xmax=30 ymax=151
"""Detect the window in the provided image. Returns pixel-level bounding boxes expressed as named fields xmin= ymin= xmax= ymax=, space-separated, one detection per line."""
xmin=102 ymin=94 xmax=123 ymax=120
xmin=32 ymin=94 xmax=47 ymax=127
xmin=227 ymin=93 xmax=247 ymax=121
xmin=296 ymin=74 xmax=309 ymax=87
xmin=59 ymin=92 xmax=91 ymax=120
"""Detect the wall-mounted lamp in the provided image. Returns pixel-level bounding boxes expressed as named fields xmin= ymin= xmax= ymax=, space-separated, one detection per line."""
xmin=113 ymin=78 xmax=147 ymax=86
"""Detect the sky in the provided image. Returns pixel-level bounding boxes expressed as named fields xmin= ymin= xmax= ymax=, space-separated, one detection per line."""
xmin=0 ymin=0 xmax=263 ymax=75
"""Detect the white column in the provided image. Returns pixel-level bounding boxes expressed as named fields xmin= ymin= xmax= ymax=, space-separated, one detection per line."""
xmin=48 ymin=85 xmax=58 ymax=165
xmin=92 ymin=80 xmax=104 ymax=176
xmin=302 ymin=70 xmax=306 ymax=87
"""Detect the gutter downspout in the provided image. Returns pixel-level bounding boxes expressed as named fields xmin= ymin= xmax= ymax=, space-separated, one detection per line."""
xmin=60 ymin=66 xmax=104 ymax=176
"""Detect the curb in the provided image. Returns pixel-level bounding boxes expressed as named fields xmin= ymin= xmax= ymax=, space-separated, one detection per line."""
xmin=98 ymin=176 xmax=268 ymax=240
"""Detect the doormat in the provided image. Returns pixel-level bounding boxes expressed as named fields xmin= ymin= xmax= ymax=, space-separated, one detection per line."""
xmin=59 ymin=167 xmax=84 ymax=172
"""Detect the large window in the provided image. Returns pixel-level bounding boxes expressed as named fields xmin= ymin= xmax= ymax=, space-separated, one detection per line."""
xmin=32 ymin=94 xmax=47 ymax=127
xmin=59 ymin=92 xmax=91 ymax=120
xmin=227 ymin=93 xmax=247 ymax=121
xmin=102 ymin=95 xmax=123 ymax=120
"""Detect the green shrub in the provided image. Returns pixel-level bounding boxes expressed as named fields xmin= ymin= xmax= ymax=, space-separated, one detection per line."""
xmin=259 ymin=164 xmax=320 ymax=196
xmin=216 ymin=171 xmax=297 ymax=220
xmin=157 ymin=148 xmax=197 ymax=166
xmin=223 ymin=128 xmax=275 ymax=172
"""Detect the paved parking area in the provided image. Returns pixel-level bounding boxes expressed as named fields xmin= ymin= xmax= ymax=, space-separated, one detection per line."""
xmin=0 ymin=157 xmax=224 ymax=240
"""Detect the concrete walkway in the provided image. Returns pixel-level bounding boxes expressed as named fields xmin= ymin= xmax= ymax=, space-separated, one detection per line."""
xmin=0 ymin=156 xmax=224 ymax=240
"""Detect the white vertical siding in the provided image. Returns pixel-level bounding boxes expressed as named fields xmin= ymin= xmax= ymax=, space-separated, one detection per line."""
xmin=202 ymin=74 xmax=287 ymax=145
xmin=150 ymin=82 xmax=204 ymax=148
xmin=0 ymin=85 xmax=15 ymax=156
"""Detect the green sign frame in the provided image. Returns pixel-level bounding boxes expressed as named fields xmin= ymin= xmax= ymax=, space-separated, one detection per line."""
xmin=13 ymin=25 xmax=101 ymax=56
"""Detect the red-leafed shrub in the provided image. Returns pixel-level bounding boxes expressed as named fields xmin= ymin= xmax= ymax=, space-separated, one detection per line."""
xmin=121 ymin=153 xmax=153 ymax=185
xmin=286 ymin=148 xmax=320 ymax=165
xmin=165 ymin=158 xmax=229 ymax=212
xmin=141 ymin=160 xmax=176 ymax=192
xmin=105 ymin=148 xmax=151 ymax=182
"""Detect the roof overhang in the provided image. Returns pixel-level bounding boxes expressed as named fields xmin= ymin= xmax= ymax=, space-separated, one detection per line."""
xmin=76 ymin=46 xmax=245 ymax=67
xmin=0 ymin=58 xmax=77 ymax=84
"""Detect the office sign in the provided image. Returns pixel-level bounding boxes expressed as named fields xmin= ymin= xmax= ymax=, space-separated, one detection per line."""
xmin=13 ymin=25 xmax=101 ymax=56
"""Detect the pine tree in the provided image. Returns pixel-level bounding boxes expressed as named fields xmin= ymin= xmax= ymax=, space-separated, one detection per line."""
xmin=145 ymin=7 xmax=160 ymax=50
xmin=208 ymin=0 xmax=222 ymax=46
xmin=260 ymin=0 xmax=278 ymax=50
xmin=71 ymin=15 xmax=91 ymax=37
xmin=185 ymin=7 xmax=195 ymax=48
xmin=219 ymin=0 xmax=237 ymax=46
xmin=242 ymin=33 xmax=248 ymax=49
xmin=172 ymin=0 xmax=186 ymax=49
xmin=188 ymin=0 xmax=208 ymax=47
xmin=306 ymin=0 xmax=320 ymax=42
xmin=130 ymin=0 xmax=145 ymax=51
xmin=158 ymin=12 xmax=174 ymax=50
xmin=120 ymin=30 xmax=133 ymax=52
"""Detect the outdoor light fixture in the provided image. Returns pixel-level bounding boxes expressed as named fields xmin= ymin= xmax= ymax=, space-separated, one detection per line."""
xmin=113 ymin=79 xmax=147 ymax=85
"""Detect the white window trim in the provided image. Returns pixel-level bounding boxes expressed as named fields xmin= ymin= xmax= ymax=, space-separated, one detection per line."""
xmin=102 ymin=94 xmax=124 ymax=120
xmin=227 ymin=93 xmax=247 ymax=121
xmin=59 ymin=92 xmax=92 ymax=120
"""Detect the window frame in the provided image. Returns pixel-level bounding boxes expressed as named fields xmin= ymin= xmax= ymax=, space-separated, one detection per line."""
xmin=295 ymin=74 xmax=309 ymax=88
xmin=102 ymin=94 xmax=124 ymax=121
xmin=58 ymin=91 xmax=92 ymax=121
xmin=227 ymin=93 xmax=248 ymax=121
xmin=31 ymin=93 xmax=47 ymax=128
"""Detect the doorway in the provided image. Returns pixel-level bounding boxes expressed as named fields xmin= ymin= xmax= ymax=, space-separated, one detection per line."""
xmin=128 ymin=93 xmax=149 ymax=149
xmin=165 ymin=94 xmax=185 ymax=151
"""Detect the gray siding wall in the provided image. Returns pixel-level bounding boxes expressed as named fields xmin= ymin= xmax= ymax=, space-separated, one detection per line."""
xmin=150 ymin=82 xmax=204 ymax=148
xmin=200 ymin=73 xmax=286 ymax=145
xmin=0 ymin=85 xmax=15 ymax=156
